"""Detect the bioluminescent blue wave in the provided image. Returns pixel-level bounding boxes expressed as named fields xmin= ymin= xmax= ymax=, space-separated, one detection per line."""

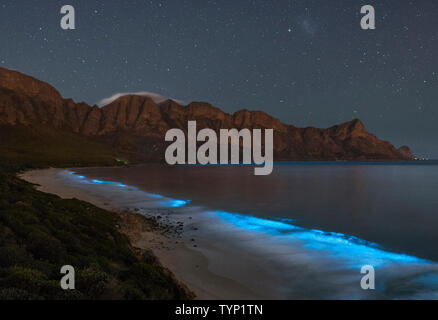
xmin=69 ymin=171 xmax=139 ymax=189
xmin=148 ymin=193 xmax=164 ymax=199
xmin=215 ymin=211 xmax=300 ymax=233
xmin=214 ymin=211 xmax=430 ymax=268
xmin=68 ymin=171 xmax=190 ymax=207
xmin=68 ymin=170 xmax=432 ymax=269
xmin=159 ymin=199 xmax=192 ymax=208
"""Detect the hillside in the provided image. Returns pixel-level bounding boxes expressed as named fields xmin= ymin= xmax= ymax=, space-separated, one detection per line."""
xmin=0 ymin=168 xmax=192 ymax=300
xmin=0 ymin=67 xmax=414 ymax=162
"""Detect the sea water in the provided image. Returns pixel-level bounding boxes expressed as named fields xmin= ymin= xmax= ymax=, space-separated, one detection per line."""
xmin=73 ymin=162 xmax=438 ymax=299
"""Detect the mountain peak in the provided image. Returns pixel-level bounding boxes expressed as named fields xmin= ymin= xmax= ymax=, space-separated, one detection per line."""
xmin=349 ymin=118 xmax=366 ymax=130
xmin=0 ymin=68 xmax=415 ymax=161
xmin=0 ymin=67 xmax=64 ymax=107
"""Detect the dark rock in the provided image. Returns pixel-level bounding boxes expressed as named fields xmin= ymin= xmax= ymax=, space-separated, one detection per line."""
xmin=0 ymin=67 xmax=415 ymax=161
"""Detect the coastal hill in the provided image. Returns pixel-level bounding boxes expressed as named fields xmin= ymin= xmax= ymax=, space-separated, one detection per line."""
xmin=0 ymin=67 xmax=195 ymax=300
xmin=0 ymin=67 xmax=414 ymax=163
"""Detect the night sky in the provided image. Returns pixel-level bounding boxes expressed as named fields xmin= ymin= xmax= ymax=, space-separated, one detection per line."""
xmin=0 ymin=0 xmax=437 ymax=157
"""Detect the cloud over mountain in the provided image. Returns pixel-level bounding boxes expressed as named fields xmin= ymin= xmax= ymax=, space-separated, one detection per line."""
xmin=98 ymin=91 xmax=184 ymax=107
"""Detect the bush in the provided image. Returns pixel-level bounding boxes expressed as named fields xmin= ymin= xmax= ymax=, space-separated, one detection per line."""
xmin=0 ymin=171 xmax=192 ymax=300
xmin=0 ymin=288 xmax=42 ymax=300
xmin=77 ymin=265 xmax=110 ymax=299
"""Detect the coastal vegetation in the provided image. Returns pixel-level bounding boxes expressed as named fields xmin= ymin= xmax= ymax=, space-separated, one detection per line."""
xmin=0 ymin=135 xmax=191 ymax=300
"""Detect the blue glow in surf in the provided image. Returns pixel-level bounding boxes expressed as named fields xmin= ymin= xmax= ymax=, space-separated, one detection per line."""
xmin=68 ymin=171 xmax=430 ymax=269
xmin=293 ymin=229 xmax=424 ymax=268
xmin=148 ymin=193 xmax=164 ymax=198
xmin=215 ymin=211 xmax=299 ymax=233
xmin=68 ymin=171 xmax=189 ymax=207
xmin=160 ymin=199 xmax=191 ymax=208
xmin=214 ymin=211 xmax=429 ymax=268
xmin=70 ymin=172 xmax=138 ymax=190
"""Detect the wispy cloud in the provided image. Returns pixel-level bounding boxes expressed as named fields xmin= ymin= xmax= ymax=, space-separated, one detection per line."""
xmin=98 ymin=91 xmax=184 ymax=107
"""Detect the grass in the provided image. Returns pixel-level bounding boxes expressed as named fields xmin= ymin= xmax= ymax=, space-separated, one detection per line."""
xmin=0 ymin=125 xmax=191 ymax=300
xmin=0 ymin=125 xmax=121 ymax=168
xmin=0 ymin=169 xmax=191 ymax=300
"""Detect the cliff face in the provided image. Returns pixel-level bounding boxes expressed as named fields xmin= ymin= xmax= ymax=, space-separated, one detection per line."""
xmin=0 ymin=67 xmax=414 ymax=161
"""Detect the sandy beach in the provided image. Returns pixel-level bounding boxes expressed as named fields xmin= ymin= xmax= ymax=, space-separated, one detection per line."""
xmin=19 ymin=167 xmax=438 ymax=300
xmin=20 ymin=168 xmax=266 ymax=300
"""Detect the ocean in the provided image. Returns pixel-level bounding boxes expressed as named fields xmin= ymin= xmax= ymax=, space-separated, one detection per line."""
xmin=72 ymin=162 xmax=438 ymax=299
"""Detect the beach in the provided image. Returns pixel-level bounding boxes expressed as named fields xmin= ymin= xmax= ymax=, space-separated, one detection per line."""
xmin=20 ymin=168 xmax=266 ymax=300
xmin=19 ymin=166 xmax=438 ymax=300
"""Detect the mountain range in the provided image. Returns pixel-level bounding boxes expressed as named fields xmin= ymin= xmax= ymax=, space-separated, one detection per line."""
xmin=0 ymin=67 xmax=414 ymax=165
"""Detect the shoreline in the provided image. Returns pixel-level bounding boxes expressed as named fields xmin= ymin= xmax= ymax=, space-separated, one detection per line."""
xmin=20 ymin=167 xmax=438 ymax=300
xmin=19 ymin=168 xmax=265 ymax=300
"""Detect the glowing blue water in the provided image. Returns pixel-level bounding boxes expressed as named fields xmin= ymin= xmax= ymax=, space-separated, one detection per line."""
xmin=69 ymin=171 xmax=190 ymax=208
xmin=213 ymin=211 xmax=429 ymax=269
xmin=69 ymin=170 xmax=431 ymax=269
xmin=160 ymin=199 xmax=191 ymax=207
xmin=68 ymin=165 xmax=438 ymax=298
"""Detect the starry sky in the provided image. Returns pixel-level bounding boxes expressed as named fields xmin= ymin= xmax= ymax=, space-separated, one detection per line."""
xmin=0 ymin=0 xmax=437 ymax=157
